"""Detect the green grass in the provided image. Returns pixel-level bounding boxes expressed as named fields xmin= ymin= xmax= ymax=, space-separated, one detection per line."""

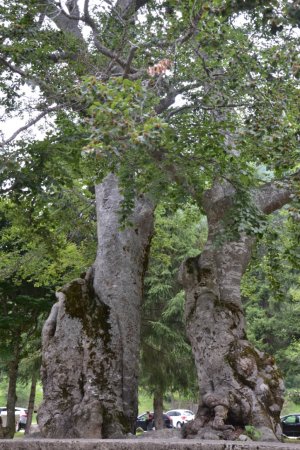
xmin=14 ymin=431 xmax=25 ymax=439
xmin=137 ymin=390 xmax=196 ymax=414
xmin=138 ymin=391 xmax=153 ymax=414
xmin=0 ymin=379 xmax=43 ymax=409
xmin=137 ymin=389 xmax=300 ymax=417
xmin=1 ymin=379 xmax=300 ymax=421
xmin=282 ymin=399 xmax=300 ymax=416
xmin=283 ymin=438 xmax=300 ymax=444
xmin=137 ymin=390 xmax=179 ymax=414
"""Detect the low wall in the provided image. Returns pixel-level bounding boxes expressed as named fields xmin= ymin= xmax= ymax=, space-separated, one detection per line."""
xmin=1 ymin=439 xmax=300 ymax=450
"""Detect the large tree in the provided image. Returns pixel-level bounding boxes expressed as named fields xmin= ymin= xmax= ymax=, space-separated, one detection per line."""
xmin=0 ymin=0 xmax=299 ymax=441
xmin=180 ymin=178 xmax=299 ymax=441
xmin=1 ymin=0 xmax=156 ymax=438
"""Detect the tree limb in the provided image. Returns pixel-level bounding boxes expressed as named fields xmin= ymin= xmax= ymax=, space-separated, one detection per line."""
xmin=66 ymin=0 xmax=80 ymax=17
xmin=155 ymin=82 xmax=203 ymax=115
xmin=0 ymin=57 xmax=28 ymax=79
xmin=255 ymin=171 xmax=300 ymax=215
xmin=40 ymin=0 xmax=147 ymax=76
xmin=40 ymin=0 xmax=83 ymax=40
xmin=0 ymin=106 xmax=60 ymax=147
xmin=123 ymin=45 xmax=138 ymax=78
xmin=40 ymin=0 xmax=135 ymax=73
xmin=93 ymin=36 xmax=136 ymax=71
xmin=0 ymin=57 xmax=51 ymax=92
xmin=176 ymin=5 xmax=204 ymax=47
xmin=115 ymin=0 xmax=150 ymax=19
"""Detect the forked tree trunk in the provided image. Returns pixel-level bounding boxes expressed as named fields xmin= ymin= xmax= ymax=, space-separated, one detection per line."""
xmin=180 ymin=180 xmax=293 ymax=441
xmin=38 ymin=174 xmax=154 ymax=438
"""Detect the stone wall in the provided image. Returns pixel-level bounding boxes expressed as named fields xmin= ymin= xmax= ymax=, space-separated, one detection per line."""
xmin=0 ymin=439 xmax=300 ymax=450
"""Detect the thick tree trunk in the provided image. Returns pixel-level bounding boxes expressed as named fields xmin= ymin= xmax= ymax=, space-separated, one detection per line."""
xmin=38 ymin=174 xmax=154 ymax=438
xmin=179 ymin=181 xmax=289 ymax=442
xmin=25 ymin=374 xmax=37 ymax=435
xmin=153 ymin=391 xmax=164 ymax=430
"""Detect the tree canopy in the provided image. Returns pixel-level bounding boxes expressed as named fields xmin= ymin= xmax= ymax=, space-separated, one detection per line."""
xmin=1 ymin=1 xmax=299 ymax=198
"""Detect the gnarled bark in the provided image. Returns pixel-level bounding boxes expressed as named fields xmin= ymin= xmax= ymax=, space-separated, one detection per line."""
xmin=38 ymin=174 xmax=154 ymax=438
xmin=180 ymin=180 xmax=292 ymax=441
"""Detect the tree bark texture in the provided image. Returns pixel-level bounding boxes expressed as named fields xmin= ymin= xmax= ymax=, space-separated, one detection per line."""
xmin=179 ymin=181 xmax=291 ymax=441
xmin=38 ymin=174 xmax=154 ymax=438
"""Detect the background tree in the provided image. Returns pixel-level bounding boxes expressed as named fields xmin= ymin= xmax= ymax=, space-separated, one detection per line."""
xmin=0 ymin=280 xmax=52 ymax=438
xmin=242 ymin=209 xmax=300 ymax=388
xmin=17 ymin=331 xmax=43 ymax=435
xmin=0 ymin=139 xmax=96 ymax=438
xmin=140 ymin=203 xmax=206 ymax=427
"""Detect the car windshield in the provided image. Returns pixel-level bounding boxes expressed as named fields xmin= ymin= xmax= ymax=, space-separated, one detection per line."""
xmin=283 ymin=415 xmax=297 ymax=424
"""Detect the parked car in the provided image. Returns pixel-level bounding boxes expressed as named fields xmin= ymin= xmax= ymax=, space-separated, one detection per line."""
xmin=135 ymin=412 xmax=173 ymax=432
xmin=165 ymin=409 xmax=195 ymax=428
xmin=281 ymin=413 xmax=300 ymax=437
xmin=0 ymin=407 xmax=28 ymax=431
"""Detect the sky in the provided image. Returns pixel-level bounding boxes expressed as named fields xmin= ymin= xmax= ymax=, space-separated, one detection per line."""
xmin=0 ymin=1 xmax=118 ymax=144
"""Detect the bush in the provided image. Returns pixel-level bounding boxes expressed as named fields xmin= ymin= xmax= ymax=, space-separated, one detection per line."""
xmin=286 ymin=390 xmax=300 ymax=404
xmin=244 ymin=425 xmax=262 ymax=441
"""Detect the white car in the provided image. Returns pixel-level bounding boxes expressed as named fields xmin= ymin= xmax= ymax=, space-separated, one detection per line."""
xmin=0 ymin=407 xmax=28 ymax=431
xmin=165 ymin=409 xmax=195 ymax=428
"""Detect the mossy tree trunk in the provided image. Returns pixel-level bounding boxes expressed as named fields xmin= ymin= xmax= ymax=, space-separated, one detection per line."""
xmin=180 ymin=180 xmax=294 ymax=441
xmin=38 ymin=174 xmax=154 ymax=438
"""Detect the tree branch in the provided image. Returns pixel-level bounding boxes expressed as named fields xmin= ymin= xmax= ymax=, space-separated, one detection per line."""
xmin=123 ymin=45 xmax=138 ymax=78
xmin=0 ymin=57 xmax=51 ymax=92
xmin=39 ymin=1 xmax=137 ymax=75
xmin=0 ymin=57 xmax=28 ymax=78
xmin=176 ymin=6 xmax=204 ymax=47
xmin=115 ymin=0 xmax=150 ymax=19
xmin=70 ymin=0 xmax=138 ymax=73
xmin=166 ymin=104 xmax=192 ymax=119
xmin=255 ymin=171 xmax=300 ymax=215
xmin=42 ymin=0 xmax=146 ymax=75
xmin=155 ymin=82 xmax=203 ymax=115
xmin=41 ymin=0 xmax=83 ymax=40
xmin=66 ymin=0 xmax=80 ymax=17
xmin=93 ymin=36 xmax=136 ymax=71
xmin=0 ymin=106 xmax=60 ymax=147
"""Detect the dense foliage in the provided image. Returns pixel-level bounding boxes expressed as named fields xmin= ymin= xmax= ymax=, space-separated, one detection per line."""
xmin=140 ymin=203 xmax=207 ymax=401
xmin=242 ymin=210 xmax=300 ymax=388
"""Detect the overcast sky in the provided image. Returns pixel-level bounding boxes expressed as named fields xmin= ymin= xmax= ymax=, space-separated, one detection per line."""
xmin=0 ymin=1 xmax=119 ymax=144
